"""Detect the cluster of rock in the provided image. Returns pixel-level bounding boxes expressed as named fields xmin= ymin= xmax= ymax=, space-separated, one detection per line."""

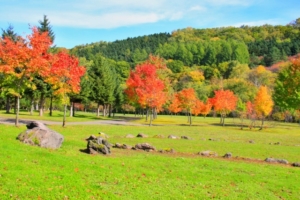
xmin=16 ymin=125 xmax=300 ymax=167
xmin=113 ymin=142 xmax=156 ymax=152
xmin=17 ymin=121 xmax=64 ymax=149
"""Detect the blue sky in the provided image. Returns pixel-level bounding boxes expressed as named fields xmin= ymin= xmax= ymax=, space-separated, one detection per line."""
xmin=0 ymin=0 xmax=299 ymax=48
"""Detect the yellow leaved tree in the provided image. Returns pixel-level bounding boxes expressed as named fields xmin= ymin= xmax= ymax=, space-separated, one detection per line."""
xmin=254 ymin=86 xmax=274 ymax=130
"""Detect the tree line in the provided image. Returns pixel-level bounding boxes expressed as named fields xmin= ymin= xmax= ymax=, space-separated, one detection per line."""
xmin=1 ymin=17 xmax=300 ymax=127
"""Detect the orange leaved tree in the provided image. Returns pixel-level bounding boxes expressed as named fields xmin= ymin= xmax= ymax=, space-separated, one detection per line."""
xmin=176 ymin=88 xmax=197 ymax=126
xmin=46 ymin=51 xmax=86 ymax=127
xmin=209 ymin=89 xmax=238 ymax=126
xmin=0 ymin=27 xmax=52 ymax=126
xmin=125 ymin=62 xmax=167 ymax=126
xmin=254 ymin=85 xmax=274 ymax=130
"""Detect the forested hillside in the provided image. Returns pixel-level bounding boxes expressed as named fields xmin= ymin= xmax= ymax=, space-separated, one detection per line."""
xmin=66 ymin=20 xmax=300 ymax=123
xmin=70 ymin=22 xmax=300 ymax=68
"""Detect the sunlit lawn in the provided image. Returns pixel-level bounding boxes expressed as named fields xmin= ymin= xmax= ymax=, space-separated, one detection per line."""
xmin=0 ymin=112 xmax=300 ymax=199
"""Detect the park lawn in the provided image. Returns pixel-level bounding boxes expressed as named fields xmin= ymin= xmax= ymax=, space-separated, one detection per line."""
xmin=0 ymin=117 xmax=300 ymax=199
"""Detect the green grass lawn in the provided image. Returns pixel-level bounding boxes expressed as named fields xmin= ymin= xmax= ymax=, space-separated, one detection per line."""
xmin=0 ymin=113 xmax=300 ymax=199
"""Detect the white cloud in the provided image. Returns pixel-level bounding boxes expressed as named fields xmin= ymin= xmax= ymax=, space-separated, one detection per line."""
xmin=49 ymin=11 xmax=164 ymax=29
xmin=190 ymin=6 xmax=207 ymax=12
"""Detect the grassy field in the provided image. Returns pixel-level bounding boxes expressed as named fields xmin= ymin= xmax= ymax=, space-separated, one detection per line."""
xmin=0 ymin=112 xmax=300 ymax=199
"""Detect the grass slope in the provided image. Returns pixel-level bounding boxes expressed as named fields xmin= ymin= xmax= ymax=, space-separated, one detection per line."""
xmin=0 ymin=114 xmax=300 ymax=199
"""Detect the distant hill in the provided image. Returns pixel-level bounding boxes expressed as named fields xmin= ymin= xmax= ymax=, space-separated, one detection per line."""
xmin=70 ymin=21 xmax=300 ymax=68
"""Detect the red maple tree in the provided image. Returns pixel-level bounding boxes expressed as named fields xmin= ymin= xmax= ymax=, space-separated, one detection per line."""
xmin=125 ymin=62 xmax=167 ymax=125
xmin=209 ymin=89 xmax=238 ymax=126
xmin=46 ymin=50 xmax=86 ymax=127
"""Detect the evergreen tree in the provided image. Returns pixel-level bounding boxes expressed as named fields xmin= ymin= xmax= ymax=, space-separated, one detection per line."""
xmin=90 ymin=56 xmax=118 ymax=117
xmin=38 ymin=15 xmax=55 ymax=43
xmin=1 ymin=25 xmax=18 ymax=41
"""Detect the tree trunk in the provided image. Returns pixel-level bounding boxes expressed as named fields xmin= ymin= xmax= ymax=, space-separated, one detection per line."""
xmin=69 ymin=102 xmax=73 ymax=117
xmin=6 ymin=95 xmax=10 ymax=114
xmin=62 ymin=104 xmax=67 ymax=127
xmin=97 ymin=103 xmax=100 ymax=117
xmin=222 ymin=115 xmax=225 ymax=126
xmin=30 ymin=97 xmax=34 ymax=115
xmin=15 ymin=96 xmax=20 ymax=127
xmin=39 ymin=93 xmax=45 ymax=116
xmin=73 ymin=102 xmax=75 ymax=117
xmin=49 ymin=96 xmax=53 ymax=116
xmin=14 ymin=96 xmax=17 ymax=114
xmin=149 ymin=108 xmax=153 ymax=126
xmin=108 ymin=104 xmax=112 ymax=118
xmin=259 ymin=118 xmax=265 ymax=130
xmin=189 ymin=111 xmax=192 ymax=126
xmin=146 ymin=109 xmax=149 ymax=122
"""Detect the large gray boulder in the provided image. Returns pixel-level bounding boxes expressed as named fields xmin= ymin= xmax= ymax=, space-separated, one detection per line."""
xmin=17 ymin=121 xmax=64 ymax=149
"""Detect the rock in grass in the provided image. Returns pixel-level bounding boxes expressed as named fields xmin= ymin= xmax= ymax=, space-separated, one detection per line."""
xmin=181 ymin=136 xmax=192 ymax=140
xmin=265 ymin=158 xmax=288 ymax=164
xmin=158 ymin=148 xmax=175 ymax=153
xmin=223 ymin=152 xmax=232 ymax=158
xmin=198 ymin=150 xmax=218 ymax=157
xmin=17 ymin=121 xmax=64 ymax=149
xmin=292 ymin=163 xmax=300 ymax=167
xmin=168 ymin=135 xmax=179 ymax=139
xmin=136 ymin=133 xmax=148 ymax=138
xmin=86 ymin=135 xmax=111 ymax=155
xmin=133 ymin=143 xmax=156 ymax=151
xmin=113 ymin=143 xmax=132 ymax=150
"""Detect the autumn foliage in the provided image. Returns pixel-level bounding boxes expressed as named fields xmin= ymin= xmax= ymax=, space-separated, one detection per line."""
xmin=209 ymin=89 xmax=238 ymax=126
xmin=125 ymin=62 xmax=167 ymax=111
xmin=46 ymin=51 xmax=86 ymax=95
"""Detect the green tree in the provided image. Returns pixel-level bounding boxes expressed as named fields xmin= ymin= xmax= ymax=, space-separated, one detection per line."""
xmin=90 ymin=56 xmax=118 ymax=117
xmin=273 ymin=58 xmax=300 ymax=111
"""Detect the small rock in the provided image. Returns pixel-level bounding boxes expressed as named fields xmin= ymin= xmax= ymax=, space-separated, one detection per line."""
xmin=125 ymin=134 xmax=135 ymax=138
xmin=265 ymin=157 xmax=288 ymax=164
xmin=198 ymin=150 xmax=218 ymax=157
xmin=181 ymin=136 xmax=192 ymax=140
xmin=133 ymin=143 xmax=156 ymax=151
xmin=113 ymin=143 xmax=132 ymax=149
xmin=292 ymin=162 xmax=300 ymax=167
xmin=158 ymin=148 xmax=175 ymax=153
xmin=136 ymin=133 xmax=148 ymax=138
xmin=223 ymin=152 xmax=232 ymax=158
xmin=249 ymin=140 xmax=255 ymax=144
xmin=168 ymin=135 xmax=179 ymax=139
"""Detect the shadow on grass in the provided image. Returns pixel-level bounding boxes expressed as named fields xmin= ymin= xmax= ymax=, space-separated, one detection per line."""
xmin=0 ymin=118 xmax=32 ymax=125
xmin=79 ymin=149 xmax=89 ymax=154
